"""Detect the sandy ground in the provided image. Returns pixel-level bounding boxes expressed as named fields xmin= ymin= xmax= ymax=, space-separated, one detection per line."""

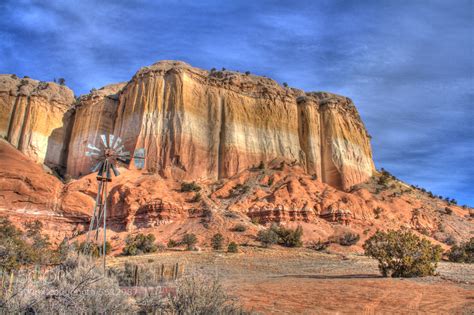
xmin=110 ymin=247 xmax=474 ymax=314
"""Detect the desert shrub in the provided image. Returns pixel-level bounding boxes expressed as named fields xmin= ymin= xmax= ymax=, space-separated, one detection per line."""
xmin=230 ymin=184 xmax=250 ymax=197
xmin=168 ymin=273 xmax=246 ymax=314
xmin=0 ymin=218 xmax=61 ymax=271
xmin=123 ymin=233 xmax=157 ymax=256
xmin=232 ymin=224 xmax=247 ymax=232
xmin=338 ymin=233 xmax=360 ymax=246
xmin=448 ymin=238 xmax=474 ymax=263
xmin=363 ymin=229 xmax=442 ymax=277
xmin=274 ymin=225 xmax=303 ymax=247
xmin=190 ymin=192 xmax=202 ymax=203
xmin=182 ymin=233 xmax=198 ymax=251
xmin=227 ymin=242 xmax=238 ymax=253
xmin=308 ymin=240 xmax=329 ymax=251
xmin=167 ymin=239 xmax=178 ymax=248
xmin=0 ymin=254 xmax=135 ymax=314
xmin=373 ymin=207 xmax=384 ymax=218
xmin=257 ymin=224 xmax=303 ymax=248
xmin=180 ymin=181 xmax=201 ymax=192
xmin=245 ymin=71 xmax=250 ymax=75
xmin=445 ymin=207 xmax=453 ymax=215
xmin=211 ymin=233 xmax=224 ymax=250
xmin=283 ymin=82 xmax=288 ymax=87
xmin=79 ymin=241 xmax=112 ymax=257
xmin=256 ymin=228 xmax=279 ymax=248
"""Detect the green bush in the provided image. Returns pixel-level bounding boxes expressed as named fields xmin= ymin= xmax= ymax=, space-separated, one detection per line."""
xmin=227 ymin=242 xmax=238 ymax=253
xmin=256 ymin=228 xmax=279 ymax=248
xmin=232 ymin=224 xmax=247 ymax=232
xmin=167 ymin=239 xmax=178 ymax=248
xmin=79 ymin=241 xmax=111 ymax=257
xmin=181 ymin=181 xmax=201 ymax=192
xmin=448 ymin=238 xmax=474 ymax=263
xmin=122 ymin=233 xmax=157 ymax=256
xmin=0 ymin=218 xmax=59 ymax=271
xmin=190 ymin=192 xmax=202 ymax=203
xmin=182 ymin=233 xmax=198 ymax=251
xmin=363 ymin=229 xmax=442 ymax=277
xmin=338 ymin=233 xmax=360 ymax=246
xmin=211 ymin=233 xmax=224 ymax=250
xmin=257 ymin=224 xmax=303 ymax=248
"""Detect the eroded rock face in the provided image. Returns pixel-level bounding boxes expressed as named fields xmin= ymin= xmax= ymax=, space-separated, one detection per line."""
xmin=1 ymin=61 xmax=375 ymax=191
xmin=0 ymin=75 xmax=74 ymax=171
xmin=66 ymin=83 xmax=125 ymax=176
xmin=69 ymin=61 xmax=374 ymax=190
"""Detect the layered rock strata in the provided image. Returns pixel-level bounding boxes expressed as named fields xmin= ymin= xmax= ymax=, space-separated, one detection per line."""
xmin=0 ymin=75 xmax=74 ymax=170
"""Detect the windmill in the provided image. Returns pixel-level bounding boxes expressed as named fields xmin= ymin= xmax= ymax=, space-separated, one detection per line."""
xmin=84 ymin=134 xmax=145 ymax=273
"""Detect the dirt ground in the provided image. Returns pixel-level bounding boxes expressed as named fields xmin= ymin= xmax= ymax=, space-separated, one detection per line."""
xmin=110 ymin=247 xmax=474 ymax=314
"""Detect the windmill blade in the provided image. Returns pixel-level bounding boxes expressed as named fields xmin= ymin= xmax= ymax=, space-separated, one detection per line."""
xmin=86 ymin=151 xmax=99 ymax=157
xmin=97 ymin=162 xmax=106 ymax=177
xmin=91 ymin=161 xmax=104 ymax=172
xmin=111 ymin=163 xmax=120 ymax=177
xmin=87 ymin=144 xmax=101 ymax=152
xmin=133 ymin=148 xmax=146 ymax=169
xmin=113 ymin=137 xmax=122 ymax=149
xmin=100 ymin=134 xmax=109 ymax=148
xmin=115 ymin=145 xmax=125 ymax=154
xmin=108 ymin=135 xmax=115 ymax=148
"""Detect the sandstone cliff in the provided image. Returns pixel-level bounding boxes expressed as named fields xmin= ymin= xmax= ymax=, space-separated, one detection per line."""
xmin=66 ymin=61 xmax=374 ymax=190
xmin=0 ymin=75 xmax=74 ymax=171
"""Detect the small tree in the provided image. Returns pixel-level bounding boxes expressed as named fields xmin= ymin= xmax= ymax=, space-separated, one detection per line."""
xmin=182 ymin=233 xmax=198 ymax=251
xmin=180 ymin=181 xmax=201 ymax=192
xmin=256 ymin=228 xmax=279 ymax=248
xmin=448 ymin=238 xmax=474 ymax=263
xmin=338 ymin=232 xmax=360 ymax=246
xmin=122 ymin=233 xmax=157 ymax=256
xmin=57 ymin=78 xmax=66 ymax=85
xmin=363 ymin=229 xmax=442 ymax=277
xmin=167 ymin=239 xmax=178 ymax=248
xmin=211 ymin=233 xmax=224 ymax=250
xmin=227 ymin=242 xmax=238 ymax=253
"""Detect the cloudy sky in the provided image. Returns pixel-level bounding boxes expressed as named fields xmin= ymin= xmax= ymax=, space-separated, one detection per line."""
xmin=1 ymin=0 xmax=472 ymax=205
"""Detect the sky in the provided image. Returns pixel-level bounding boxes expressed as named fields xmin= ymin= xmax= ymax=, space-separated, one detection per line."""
xmin=1 ymin=0 xmax=473 ymax=205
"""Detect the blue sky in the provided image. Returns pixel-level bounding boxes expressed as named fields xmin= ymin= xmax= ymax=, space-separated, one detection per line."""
xmin=1 ymin=0 xmax=472 ymax=205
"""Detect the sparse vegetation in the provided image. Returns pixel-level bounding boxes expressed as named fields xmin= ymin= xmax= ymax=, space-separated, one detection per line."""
xmin=167 ymin=239 xmax=179 ymax=248
xmin=182 ymin=233 xmax=198 ymax=251
xmin=123 ymin=233 xmax=158 ymax=256
xmin=57 ymin=77 xmax=66 ymax=85
xmin=448 ymin=238 xmax=473 ymax=263
xmin=257 ymin=224 xmax=303 ymax=248
xmin=181 ymin=181 xmax=202 ymax=192
xmin=232 ymin=224 xmax=247 ymax=232
xmin=373 ymin=207 xmax=383 ymax=219
xmin=282 ymin=82 xmax=288 ymax=87
xmin=337 ymin=233 xmax=360 ymax=246
xmin=227 ymin=242 xmax=238 ymax=253
xmin=190 ymin=192 xmax=202 ymax=203
xmin=79 ymin=241 xmax=111 ymax=257
xmin=211 ymin=233 xmax=224 ymax=250
xmin=245 ymin=71 xmax=250 ymax=75
xmin=363 ymin=229 xmax=442 ymax=277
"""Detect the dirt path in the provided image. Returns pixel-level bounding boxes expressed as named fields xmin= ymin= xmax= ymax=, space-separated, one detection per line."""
xmin=110 ymin=247 xmax=474 ymax=314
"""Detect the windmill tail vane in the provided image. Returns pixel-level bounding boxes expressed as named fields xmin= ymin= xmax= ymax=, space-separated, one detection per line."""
xmin=83 ymin=134 xmax=146 ymax=273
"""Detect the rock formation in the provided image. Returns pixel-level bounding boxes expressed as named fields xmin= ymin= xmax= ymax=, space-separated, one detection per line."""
xmin=2 ymin=61 xmax=470 ymax=250
xmin=0 ymin=75 xmax=74 ymax=171
xmin=62 ymin=61 xmax=374 ymax=190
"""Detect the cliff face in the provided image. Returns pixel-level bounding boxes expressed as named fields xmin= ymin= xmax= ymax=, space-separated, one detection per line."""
xmin=66 ymin=83 xmax=125 ymax=176
xmin=0 ymin=75 xmax=74 ymax=171
xmin=1 ymin=61 xmax=375 ymax=191
xmin=67 ymin=61 xmax=374 ymax=190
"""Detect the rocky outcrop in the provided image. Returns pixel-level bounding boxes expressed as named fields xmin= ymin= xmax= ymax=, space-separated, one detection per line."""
xmin=0 ymin=75 xmax=74 ymax=171
xmin=1 ymin=61 xmax=375 ymax=190
xmin=66 ymin=83 xmax=125 ymax=176
xmin=67 ymin=61 xmax=374 ymax=190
